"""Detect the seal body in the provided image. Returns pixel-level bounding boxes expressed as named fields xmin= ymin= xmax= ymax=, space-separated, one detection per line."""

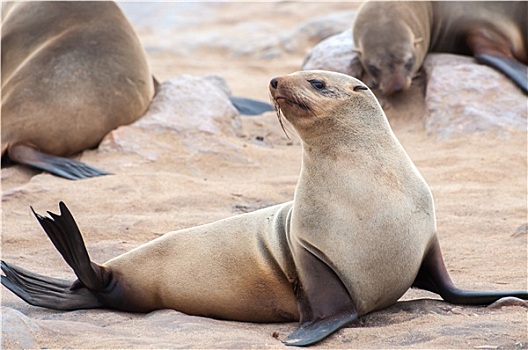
xmin=352 ymin=1 xmax=528 ymax=95
xmin=1 ymin=1 xmax=155 ymax=179
xmin=104 ymin=202 xmax=299 ymax=321
xmin=2 ymin=71 xmax=527 ymax=347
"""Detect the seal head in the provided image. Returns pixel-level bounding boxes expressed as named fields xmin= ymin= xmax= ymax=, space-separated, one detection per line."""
xmin=352 ymin=2 xmax=432 ymax=95
xmin=270 ymin=70 xmax=373 ymax=142
xmin=351 ymin=1 xmax=527 ymax=95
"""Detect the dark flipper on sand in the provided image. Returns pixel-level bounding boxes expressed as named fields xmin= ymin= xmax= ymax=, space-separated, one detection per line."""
xmin=7 ymin=144 xmax=110 ymax=180
xmin=1 ymin=260 xmax=102 ymax=310
xmin=285 ymin=311 xmax=358 ymax=346
xmin=229 ymin=96 xmax=273 ymax=116
xmin=284 ymin=245 xmax=358 ymax=346
xmin=475 ymin=54 xmax=528 ymax=94
xmin=412 ymin=236 xmax=528 ymax=304
xmin=1 ymin=202 xmax=109 ymax=310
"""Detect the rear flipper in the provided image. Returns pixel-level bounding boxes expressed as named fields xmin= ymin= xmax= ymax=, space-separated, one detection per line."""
xmin=412 ymin=235 xmax=528 ymax=304
xmin=1 ymin=202 xmax=110 ymax=310
xmin=1 ymin=261 xmax=102 ymax=310
xmin=474 ymin=54 xmax=528 ymax=94
xmin=8 ymin=144 xmax=111 ymax=180
xmin=229 ymin=96 xmax=273 ymax=116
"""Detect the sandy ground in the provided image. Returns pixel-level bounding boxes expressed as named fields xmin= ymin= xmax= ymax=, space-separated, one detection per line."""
xmin=1 ymin=2 xmax=527 ymax=349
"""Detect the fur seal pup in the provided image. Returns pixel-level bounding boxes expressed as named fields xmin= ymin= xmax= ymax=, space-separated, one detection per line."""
xmin=2 ymin=71 xmax=527 ymax=346
xmin=1 ymin=1 xmax=156 ymax=179
xmin=351 ymin=1 xmax=528 ymax=95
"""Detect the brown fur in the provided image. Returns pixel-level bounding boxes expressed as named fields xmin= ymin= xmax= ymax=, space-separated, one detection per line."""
xmin=1 ymin=1 xmax=155 ymax=158
xmin=351 ymin=1 xmax=527 ymax=95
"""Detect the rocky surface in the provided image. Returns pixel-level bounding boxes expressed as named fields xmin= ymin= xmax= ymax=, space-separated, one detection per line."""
xmin=302 ymin=29 xmax=356 ymax=75
xmin=423 ymin=54 xmax=527 ymax=138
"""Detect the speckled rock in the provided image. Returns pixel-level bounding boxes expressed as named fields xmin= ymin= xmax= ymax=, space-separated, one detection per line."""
xmin=98 ymin=75 xmax=243 ymax=162
xmin=302 ymin=29 xmax=357 ymax=74
xmin=133 ymin=75 xmax=241 ymax=136
xmin=2 ymin=307 xmax=40 ymax=350
xmin=423 ymin=54 xmax=527 ymax=138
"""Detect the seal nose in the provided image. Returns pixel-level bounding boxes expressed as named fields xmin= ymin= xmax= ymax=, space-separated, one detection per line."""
xmin=270 ymin=78 xmax=278 ymax=89
xmin=392 ymin=85 xmax=403 ymax=94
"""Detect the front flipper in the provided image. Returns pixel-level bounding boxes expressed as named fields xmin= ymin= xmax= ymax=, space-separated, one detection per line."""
xmin=229 ymin=96 xmax=273 ymax=116
xmin=285 ymin=311 xmax=358 ymax=346
xmin=285 ymin=243 xmax=358 ymax=346
xmin=8 ymin=144 xmax=111 ymax=180
xmin=474 ymin=54 xmax=528 ymax=94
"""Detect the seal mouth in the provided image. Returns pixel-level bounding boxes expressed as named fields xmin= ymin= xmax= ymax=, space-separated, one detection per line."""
xmin=275 ymin=96 xmax=313 ymax=112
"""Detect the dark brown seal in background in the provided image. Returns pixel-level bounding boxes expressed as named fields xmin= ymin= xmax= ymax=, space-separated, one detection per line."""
xmin=351 ymin=1 xmax=527 ymax=95
xmin=1 ymin=1 xmax=156 ymax=179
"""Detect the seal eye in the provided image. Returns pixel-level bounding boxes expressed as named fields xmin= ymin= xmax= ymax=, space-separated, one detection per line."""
xmin=309 ymin=79 xmax=326 ymax=90
xmin=404 ymin=59 xmax=414 ymax=71
xmin=367 ymin=65 xmax=380 ymax=77
xmin=353 ymin=85 xmax=368 ymax=92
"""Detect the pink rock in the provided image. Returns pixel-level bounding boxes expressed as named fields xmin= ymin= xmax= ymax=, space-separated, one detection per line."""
xmin=302 ymin=30 xmax=357 ymax=75
xmin=423 ymin=54 xmax=527 ymax=138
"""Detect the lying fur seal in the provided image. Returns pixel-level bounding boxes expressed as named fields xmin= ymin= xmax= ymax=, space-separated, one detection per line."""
xmin=1 ymin=1 xmax=156 ymax=179
xmin=2 ymin=71 xmax=527 ymax=346
xmin=351 ymin=1 xmax=528 ymax=95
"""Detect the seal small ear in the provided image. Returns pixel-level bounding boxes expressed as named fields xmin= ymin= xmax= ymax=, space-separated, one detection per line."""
xmin=414 ymin=37 xmax=424 ymax=46
xmin=353 ymin=85 xmax=368 ymax=92
xmin=348 ymin=56 xmax=364 ymax=79
xmin=351 ymin=48 xmax=362 ymax=55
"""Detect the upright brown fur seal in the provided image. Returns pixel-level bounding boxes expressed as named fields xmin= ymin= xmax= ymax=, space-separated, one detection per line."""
xmin=2 ymin=71 xmax=527 ymax=346
xmin=1 ymin=1 xmax=156 ymax=179
xmin=351 ymin=1 xmax=528 ymax=95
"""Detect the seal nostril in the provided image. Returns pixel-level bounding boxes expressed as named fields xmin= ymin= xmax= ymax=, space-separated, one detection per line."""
xmin=270 ymin=78 xmax=278 ymax=89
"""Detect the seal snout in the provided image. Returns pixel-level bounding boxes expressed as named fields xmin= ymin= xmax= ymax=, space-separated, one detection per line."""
xmin=269 ymin=77 xmax=280 ymax=102
xmin=269 ymin=77 xmax=281 ymax=100
xmin=268 ymin=76 xmax=290 ymax=138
